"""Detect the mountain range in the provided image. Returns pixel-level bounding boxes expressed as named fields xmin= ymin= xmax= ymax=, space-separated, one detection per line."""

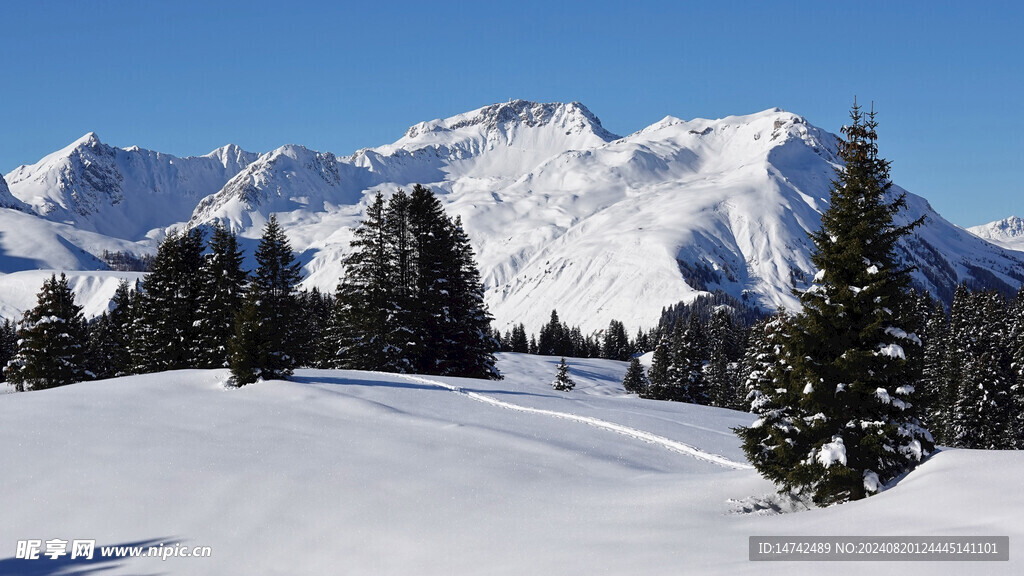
xmin=2 ymin=100 xmax=1022 ymax=332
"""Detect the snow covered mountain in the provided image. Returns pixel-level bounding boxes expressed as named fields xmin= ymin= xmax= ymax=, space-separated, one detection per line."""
xmin=4 ymin=133 xmax=257 ymax=240
xmin=968 ymin=216 xmax=1024 ymax=252
xmin=3 ymin=100 xmax=1023 ymax=330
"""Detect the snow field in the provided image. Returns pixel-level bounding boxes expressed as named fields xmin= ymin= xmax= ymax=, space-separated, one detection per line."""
xmin=2 ymin=353 xmax=1022 ymax=575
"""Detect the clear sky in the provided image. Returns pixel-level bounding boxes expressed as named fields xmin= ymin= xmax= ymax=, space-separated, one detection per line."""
xmin=1 ymin=0 xmax=1021 ymax=227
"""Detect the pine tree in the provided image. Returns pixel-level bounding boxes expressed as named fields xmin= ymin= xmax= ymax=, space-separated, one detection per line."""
xmin=918 ymin=299 xmax=949 ymax=442
xmin=228 ymin=292 xmax=263 ymax=386
xmin=602 ymin=320 xmax=631 ymax=361
xmin=195 ymin=223 xmax=248 ymax=369
xmin=622 ymin=357 xmax=649 ymax=394
xmin=668 ymin=316 xmax=707 ymax=404
xmin=552 ymin=357 xmax=575 ymax=391
xmin=5 ymin=273 xmax=90 ymax=391
xmin=736 ymin=102 xmax=933 ymax=505
xmin=332 ymin=192 xmax=405 ymax=371
xmin=538 ymin=310 xmax=564 ymax=356
xmin=439 ymin=215 xmax=499 ymax=379
xmin=0 ymin=319 xmax=20 ymax=383
xmin=510 ymin=324 xmax=529 ymax=353
xmin=132 ymin=228 xmax=206 ymax=372
xmin=240 ymin=215 xmax=303 ymax=381
xmin=642 ymin=335 xmax=673 ymax=400
xmin=706 ymin=309 xmax=742 ymax=408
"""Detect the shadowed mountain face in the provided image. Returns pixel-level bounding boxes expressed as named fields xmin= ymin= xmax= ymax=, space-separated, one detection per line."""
xmin=3 ymin=101 xmax=1021 ymax=330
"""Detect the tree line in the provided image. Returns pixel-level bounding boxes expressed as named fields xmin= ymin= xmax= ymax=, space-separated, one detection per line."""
xmin=2 ymin=185 xmax=499 ymax=389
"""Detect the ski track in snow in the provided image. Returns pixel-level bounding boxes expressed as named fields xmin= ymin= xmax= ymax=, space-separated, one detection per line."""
xmin=385 ymin=372 xmax=754 ymax=471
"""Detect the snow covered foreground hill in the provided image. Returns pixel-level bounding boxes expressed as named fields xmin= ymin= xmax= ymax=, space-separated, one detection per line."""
xmin=3 ymin=100 xmax=1024 ymax=331
xmin=1 ymin=354 xmax=1022 ymax=575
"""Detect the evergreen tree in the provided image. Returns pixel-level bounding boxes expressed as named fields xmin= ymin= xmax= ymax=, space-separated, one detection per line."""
xmin=5 ymin=273 xmax=90 ymax=391
xmin=642 ymin=335 xmax=673 ymax=400
xmin=228 ymin=293 xmax=263 ymax=386
xmin=232 ymin=215 xmax=303 ymax=382
xmin=538 ymin=310 xmax=564 ymax=356
xmin=294 ymin=288 xmax=334 ymax=368
xmin=0 ymin=319 xmax=17 ymax=383
xmin=602 ymin=319 xmax=631 ymax=360
xmin=668 ymin=316 xmax=707 ymax=404
xmin=622 ymin=357 xmax=649 ymax=394
xmin=918 ymin=299 xmax=950 ymax=442
xmin=332 ymin=192 xmax=406 ymax=372
xmin=510 ymin=324 xmax=529 ymax=353
xmin=736 ymin=102 xmax=933 ymax=505
xmin=439 ymin=214 xmax=499 ymax=378
xmin=706 ymin=309 xmax=742 ymax=408
xmin=552 ymin=357 xmax=575 ymax=391
xmin=132 ymin=228 xmax=206 ymax=372
xmin=195 ymin=223 xmax=248 ymax=369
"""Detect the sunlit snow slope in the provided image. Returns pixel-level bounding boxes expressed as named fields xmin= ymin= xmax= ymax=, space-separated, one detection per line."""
xmin=1 ymin=354 xmax=1021 ymax=575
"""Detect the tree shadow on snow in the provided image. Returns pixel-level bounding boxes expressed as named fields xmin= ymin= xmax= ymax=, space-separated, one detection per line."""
xmin=0 ymin=537 xmax=177 ymax=576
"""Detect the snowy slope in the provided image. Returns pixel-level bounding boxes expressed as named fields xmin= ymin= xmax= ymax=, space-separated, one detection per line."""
xmin=3 ymin=101 xmax=1023 ymax=331
xmin=1 ymin=354 xmax=1021 ymax=575
xmin=4 ymin=133 xmax=257 ymax=240
xmin=968 ymin=216 xmax=1024 ymax=251
xmin=0 ymin=269 xmax=144 ymax=319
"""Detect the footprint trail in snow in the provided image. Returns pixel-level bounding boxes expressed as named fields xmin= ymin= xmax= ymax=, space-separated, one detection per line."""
xmin=390 ymin=373 xmax=754 ymax=471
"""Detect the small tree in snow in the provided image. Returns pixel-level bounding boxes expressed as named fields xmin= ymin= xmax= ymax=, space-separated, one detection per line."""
xmin=552 ymin=357 xmax=575 ymax=391
xmin=622 ymin=357 xmax=648 ymax=394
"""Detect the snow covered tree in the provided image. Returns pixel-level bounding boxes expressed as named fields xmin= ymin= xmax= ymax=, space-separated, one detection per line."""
xmin=552 ymin=357 xmax=575 ymax=391
xmin=0 ymin=319 xmax=17 ymax=383
xmin=736 ymin=102 xmax=933 ymax=505
xmin=622 ymin=357 xmax=648 ymax=394
xmin=917 ymin=299 xmax=950 ymax=442
xmin=5 ymin=273 xmax=90 ymax=391
xmin=946 ymin=289 xmax=1015 ymax=448
xmin=195 ymin=223 xmax=248 ymax=369
xmin=230 ymin=215 xmax=303 ymax=383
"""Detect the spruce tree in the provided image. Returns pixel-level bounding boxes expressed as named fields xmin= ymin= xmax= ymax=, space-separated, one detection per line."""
xmin=132 ymin=228 xmax=205 ymax=372
xmin=0 ymin=319 xmax=17 ymax=383
xmin=332 ymin=192 xmax=404 ymax=371
xmin=643 ymin=335 xmax=673 ymax=400
xmin=195 ymin=223 xmax=248 ymax=369
xmin=602 ymin=320 xmax=631 ymax=360
xmin=235 ymin=214 xmax=303 ymax=382
xmin=440 ymin=215 xmax=499 ymax=379
xmin=552 ymin=357 xmax=575 ymax=391
xmin=510 ymin=324 xmax=529 ymax=353
xmin=622 ymin=357 xmax=649 ymax=394
xmin=736 ymin=102 xmax=933 ymax=505
xmin=5 ymin=273 xmax=90 ymax=391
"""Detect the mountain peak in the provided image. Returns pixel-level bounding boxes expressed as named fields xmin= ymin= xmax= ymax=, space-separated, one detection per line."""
xmin=403 ymin=100 xmax=620 ymax=142
xmin=72 ymin=132 xmax=102 ymax=148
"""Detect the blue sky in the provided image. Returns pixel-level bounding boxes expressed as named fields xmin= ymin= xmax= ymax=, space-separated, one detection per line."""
xmin=1 ymin=1 xmax=1021 ymax=227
